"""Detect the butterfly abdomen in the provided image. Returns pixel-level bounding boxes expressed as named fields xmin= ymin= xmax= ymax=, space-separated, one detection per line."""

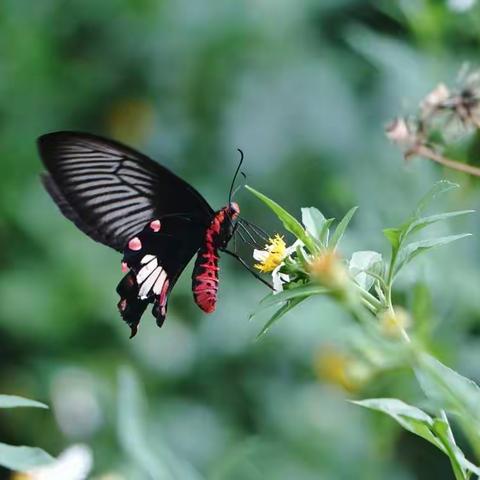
xmin=192 ymin=248 xmax=219 ymax=313
xmin=192 ymin=209 xmax=228 ymax=313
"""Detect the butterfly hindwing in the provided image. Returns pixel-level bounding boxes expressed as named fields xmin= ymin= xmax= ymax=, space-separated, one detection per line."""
xmin=117 ymin=215 xmax=205 ymax=336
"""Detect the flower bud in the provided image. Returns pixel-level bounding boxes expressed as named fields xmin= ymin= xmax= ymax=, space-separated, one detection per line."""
xmin=379 ymin=306 xmax=411 ymax=338
xmin=309 ymin=250 xmax=349 ymax=291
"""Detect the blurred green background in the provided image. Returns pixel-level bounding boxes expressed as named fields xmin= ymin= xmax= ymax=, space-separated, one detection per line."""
xmin=2 ymin=0 xmax=480 ymax=478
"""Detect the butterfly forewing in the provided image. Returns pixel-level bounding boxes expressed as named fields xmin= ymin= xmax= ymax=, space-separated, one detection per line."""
xmin=38 ymin=131 xmax=213 ymax=252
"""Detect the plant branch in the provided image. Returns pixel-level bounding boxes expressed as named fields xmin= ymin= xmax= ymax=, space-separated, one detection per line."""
xmin=407 ymin=145 xmax=480 ymax=178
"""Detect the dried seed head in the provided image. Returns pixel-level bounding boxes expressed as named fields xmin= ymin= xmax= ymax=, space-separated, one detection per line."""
xmin=385 ymin=117 xmax=420 ymax=152
xmin=420 ymin=83 xmax=450 ymax=118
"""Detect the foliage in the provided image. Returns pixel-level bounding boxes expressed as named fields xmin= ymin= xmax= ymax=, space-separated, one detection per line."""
xmin=2 ymin=1 xmax=480 ymax=479
xmin=0 ymin=396 xmax=53 ymax=472
xmin=248 ymin=181 xmax=477 ymax=479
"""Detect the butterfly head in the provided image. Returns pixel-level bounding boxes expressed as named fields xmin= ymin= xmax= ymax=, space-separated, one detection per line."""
xmin=228 ymin=201 xmax=240 ymax=220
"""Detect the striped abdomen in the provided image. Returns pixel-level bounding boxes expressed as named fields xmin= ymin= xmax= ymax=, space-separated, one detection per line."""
xmin=192 ymin=247 xmax=219 ymax=313
xmin=191 ymin=203 xmax=239 ymax=314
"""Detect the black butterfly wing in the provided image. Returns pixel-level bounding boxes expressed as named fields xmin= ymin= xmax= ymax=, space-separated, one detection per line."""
xmin=38 ymin=131 xmax=213 ymax=252
xmin=38 ymin=131 xmax=214 ymax=334
xmin=117 ymin=216 xmax=206 ymax=336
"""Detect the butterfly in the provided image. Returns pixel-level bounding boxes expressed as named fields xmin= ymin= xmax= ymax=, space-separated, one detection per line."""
xmin=38 ymin=131 xmax=271 ymax=337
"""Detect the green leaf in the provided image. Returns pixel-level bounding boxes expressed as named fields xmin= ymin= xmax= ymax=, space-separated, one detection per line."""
xmin=257 ymin=297 xmax=307 ymax=338
xmin=384 ymin=181 xmax=465 ymax=280
xmin=330 ymin=206 xmax=358 ymax=251
xmin=352 ymin=398 xmax=442 ymax=449
xmin=0 ymin=443 xmax=54 ymax=472
xmin=246 ymin=185 xmax=317 ymax=252
xmin=320 ymin=218 xmax=335 ymax=246
xmin=118 ymin=367 xmax=175 ymax=480
xmin=433 ymin=417 xmax=480 ymax=479
xmin=349 ymin=251 xmax=383 ymax=291
xmin=256 ymin=284 xmax=328 ymax=311
xmin=301 ymin=207 xmax=327 ymax=244
xmin=394 ymin=234 xmax=471 ymax=276
xmin=354 ymin=398 xmax=480 ymax=479
xmin=415 ymin=353 xmax=480 ymax=423
xmin=404 ymin=210 xmax=474 ymax=240
xmin=0 ymin=395 xmax=48 ymax=410
xmin=383 ymin=228 xmax=401 ymax=251
xmin=413 ymin=180 xmax=458 ymax=218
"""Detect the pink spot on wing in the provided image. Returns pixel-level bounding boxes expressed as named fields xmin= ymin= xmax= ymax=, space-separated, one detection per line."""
xmin=159 ymin=279 xmax=170 ymax=306
xmin=128 ymin=237 xmax=142 ymax=251
xmin=121 ymin=262 xmax=129 ymax=273
xmin=150 ymin=219 xmax=161 ymax=232
xmin=118 ymin=299 xmax=127 ymax=312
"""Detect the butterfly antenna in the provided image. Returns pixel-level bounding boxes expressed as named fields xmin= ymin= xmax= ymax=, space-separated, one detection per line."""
xmin=228 ymin=149 xmax=244 ymax=204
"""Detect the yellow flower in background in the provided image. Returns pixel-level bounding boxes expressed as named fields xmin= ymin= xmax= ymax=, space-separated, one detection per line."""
xmin=254 ymin=234 xmax=287 ymax=273
xmin=379 ymin=307 xmax=411 ymax=338
xmin=314 ymin=346 xmax=369 ymax=393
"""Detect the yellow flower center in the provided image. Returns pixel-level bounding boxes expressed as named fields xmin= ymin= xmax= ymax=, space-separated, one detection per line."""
xmin=254 ymin=234 xmax=287 ymax=273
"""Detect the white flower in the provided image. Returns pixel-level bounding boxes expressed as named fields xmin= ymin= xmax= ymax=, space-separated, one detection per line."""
xmin=21 ymin=444 xmax=93 ymax=480
xmin=253 ymin=238 xmax=304 ymax=294
xmin=272 ymin=264 xmax=290 ymax=293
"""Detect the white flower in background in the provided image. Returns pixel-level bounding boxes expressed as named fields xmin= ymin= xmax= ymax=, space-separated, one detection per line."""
xmin=448 ymin=0 xmax=476 ymax=12
xmin=15 ymin=444 xmax=93 ymax=480
xmin=253 ymin=235 xmax=304 ymax=293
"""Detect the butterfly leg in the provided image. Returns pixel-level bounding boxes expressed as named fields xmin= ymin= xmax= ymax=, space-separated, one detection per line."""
xmin=221 ymin=249 xmax=273 ymax=290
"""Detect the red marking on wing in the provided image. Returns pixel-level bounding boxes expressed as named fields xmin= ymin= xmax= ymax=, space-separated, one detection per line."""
xmin=128 ymin=237 xmax=142 ymax=250
xmin=149 ymin=219 xmax=161 ymax=232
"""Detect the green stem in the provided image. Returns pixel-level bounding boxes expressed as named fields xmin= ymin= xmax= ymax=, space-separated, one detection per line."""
xmin=354 ymin=284 xmax=383 ymax=311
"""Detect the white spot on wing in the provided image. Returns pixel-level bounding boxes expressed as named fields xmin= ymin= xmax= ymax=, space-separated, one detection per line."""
xmin=141 ymin=254 xmax=156 ymax=264
xmin=139 ymin=267 xmax=162 ymax=299
xmin=137 ymin=257 xmax=158 ymax=283
xmin=153 ymin=270 xmax=168 ymax=295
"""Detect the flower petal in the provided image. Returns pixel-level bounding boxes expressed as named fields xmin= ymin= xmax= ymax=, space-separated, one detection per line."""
xmin=253 ymin=249 xmax=268 ymax=262
xmin=272 ymin=264 xmax=290 ymax=294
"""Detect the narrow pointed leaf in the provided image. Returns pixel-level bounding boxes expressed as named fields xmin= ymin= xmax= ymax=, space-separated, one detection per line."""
xmin=253 ymin=284 xmax=328 ymax=316
xmin=257 ymin=297 xmax=307 ymax=338
xmin=352 ymin=398 xmax=442 ymax=449
xmin=415 ymin=353 xmax=480 ymax=422
xmin=394 ymin=234 xmax=471 ymax=275
xmin=0 ymin=443 xmax=54 ymax=472
xmin=413 ymin=180 xmax=458 ymax=218
xmin=433 ymin=418 xmax=480 ymax=478
xmin=118 ymin=367 xmax=175 ymax=480
xmin=404 ymin=210 xmax=474 ymax=240
xmin=330 ymin=206 xmax=358 ymax=250
xmin=320 ymin=218 xmax=335 ymax=246
xmin=246 ymin=186 xmax=316 ymax=252
xmin=0 ymin=395 xmax=48 ymax=410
